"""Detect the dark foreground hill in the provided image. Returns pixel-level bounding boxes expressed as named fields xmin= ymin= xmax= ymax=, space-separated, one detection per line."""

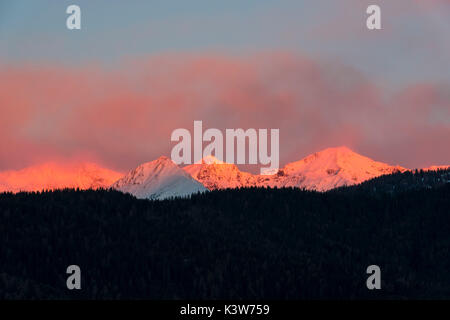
xmin=0 ymin=181 xmax=449 ymax=299
xmin=335 ymin=168 xmax=450 ymax=195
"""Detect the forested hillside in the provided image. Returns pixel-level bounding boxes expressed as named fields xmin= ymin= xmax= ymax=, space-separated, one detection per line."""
xmin=0 ymin=175 xmax=449 ymax=299
xmin=335 ymin=168 xmax=450 ymax=195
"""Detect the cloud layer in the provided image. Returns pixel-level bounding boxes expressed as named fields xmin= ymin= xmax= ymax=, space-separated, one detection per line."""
xmin=0 ymin=52 xmax=449 ymax=172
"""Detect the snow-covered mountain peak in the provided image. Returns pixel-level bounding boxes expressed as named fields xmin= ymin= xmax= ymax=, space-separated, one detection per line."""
xmin=278 ymin=146 xmax=407 ymax=191
xmin=195 ymin=155 xmax=225 ymax=165
xmin=141 ymin=156 xmax=175 ymax=168
xmin=4 ymin=147 xmax=445 ymax=199
xmin=181 ymin=146 xmax=411 ymax=191
xmin=112 ymin=157 xmax=207 ymax=200
xmin=296 ymin=146 xmax=358 ymax=165
xmin=183 ymin=155 xmax=254 ymax=190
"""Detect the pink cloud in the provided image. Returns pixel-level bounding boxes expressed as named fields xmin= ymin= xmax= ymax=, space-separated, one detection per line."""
xmin=0 ymin=52 xmax=448 ymax=172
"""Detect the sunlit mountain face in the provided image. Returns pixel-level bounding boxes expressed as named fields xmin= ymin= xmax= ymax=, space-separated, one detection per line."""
xmin=183 ymin=146 xmax=407 ymax=192
xmin=0 ymin=162 xmax=123 ymax=193
xmin=111 ymin=156 xmax=207 ymax=200
xmin=0 ymin=146 xmax=446 ymax=200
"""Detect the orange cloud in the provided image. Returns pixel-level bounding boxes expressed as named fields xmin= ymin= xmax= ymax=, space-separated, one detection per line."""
xmin=0 ymin=161 xmax=123 ymax=193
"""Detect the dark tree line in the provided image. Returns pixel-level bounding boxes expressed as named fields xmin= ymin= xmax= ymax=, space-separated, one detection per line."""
xmin=334 ymin=168 xmax=450 ymax=195
xmin=0 ymin=169 xmax=449 ymax=299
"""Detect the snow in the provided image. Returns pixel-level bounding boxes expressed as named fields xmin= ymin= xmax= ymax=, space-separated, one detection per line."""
xmin=272 ymin=146 xmax=408 ymax=191
xmin=183 ymin=159 xmax=257 ymax=190
xmin=112 ymin=156 xmax=208 ymax=200
xmin=194 ymin=155 xmax=225 ymax=165
xmin=183 ymin=147 xmax=409 ymax=191
xmin=1 ymin=147 xmax=447 ymax=197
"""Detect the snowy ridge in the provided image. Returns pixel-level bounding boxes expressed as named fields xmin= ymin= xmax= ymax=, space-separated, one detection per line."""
xmin=184 ymin=147 xmax=408 ymax=191
xmin=268 ymin=146 xmax=407 ymax=191
xmin=183 ymin=156 xmax=257 ymax=190
xmin=0 ymin=147 xmax=447 ymax=198
xmin=112 ymin=156 xmax=207 ymax=200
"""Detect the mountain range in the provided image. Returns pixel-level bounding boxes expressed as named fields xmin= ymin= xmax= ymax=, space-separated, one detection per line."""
xmin=0 ymin=146 xmax=448 ymax=199
xmin=184 ymin=146 xmax=408 ymax=192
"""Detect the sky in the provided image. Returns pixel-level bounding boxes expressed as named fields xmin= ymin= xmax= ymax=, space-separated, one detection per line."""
xmin=0 ymin=0 xmax=449 ymax=171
